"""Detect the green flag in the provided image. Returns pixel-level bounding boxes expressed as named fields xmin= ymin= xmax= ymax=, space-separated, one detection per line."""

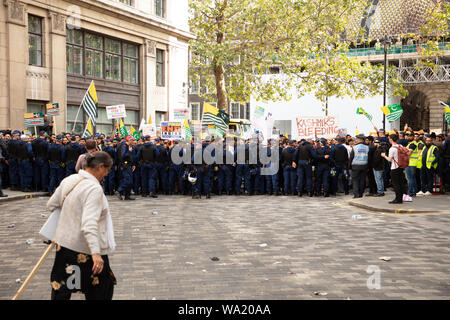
xmin=119 ymin=119 xmax=128 ymax=137
xmin=356 ymin=107 xmax=373 ymax=121
xmin=381 ymin=104 xmax=403 ymax=122
xmin=130 ymin=125 xmax=141 ymax=140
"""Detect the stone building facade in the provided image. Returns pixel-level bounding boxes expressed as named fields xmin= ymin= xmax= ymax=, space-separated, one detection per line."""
xmin=1 ymin=0 xmax=194 ymax=134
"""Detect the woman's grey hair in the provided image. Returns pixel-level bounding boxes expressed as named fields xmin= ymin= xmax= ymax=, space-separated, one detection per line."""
xmin=85 ymin=151 xmax=113 ymax=169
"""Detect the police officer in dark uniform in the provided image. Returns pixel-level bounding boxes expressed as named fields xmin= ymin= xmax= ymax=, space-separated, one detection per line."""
xmin=155 ymin=138 xmax=169 ymax=195
xmin=235 ymin=139 xmax=251 ymax=195
xmin=216 ymin=142 xmax=234 ymax=195
xmin=16 ymin=135 xmax=34 ymax=192
xmin=31 ymin=131 xmax=50 ymax=192
xmin=64 ymin=136 xmax=81 ymax=178
xmin=314 ymin=139 xmax=333 ymax=197
xmin=168 ymin=140 xmax=187 ymax=195
xmin=191 ymin=142 xmax=212 ymax=199
xmin=7 ymin=131 xmax=21 ymax=190
xmin=117 ymin=136 xmax=136 ymax=200
xmin=132 ymin=139 xmax=142 ymax=196
xmin=138 ymin=136 xmax=159 ymax=198
xmin=330 ymin=137 xmax=350 ymax=195
xmin=281 ymin=140 xmax=297 ymax=195
xmin=102 ymin=139 xmax=117 ymax=195
xmin=48 ymin=135 xmax=66 ymax=194
xmin=263 ymin=139 xmax=280 ymax=196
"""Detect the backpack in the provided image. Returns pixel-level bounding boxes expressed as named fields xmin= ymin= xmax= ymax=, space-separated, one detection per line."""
xmin=394 ymin=145 xmax=410 ymax=169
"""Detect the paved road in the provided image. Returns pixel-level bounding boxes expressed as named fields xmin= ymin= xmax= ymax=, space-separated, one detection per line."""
xmin=1 ymin=194 xmax=449 ymax=300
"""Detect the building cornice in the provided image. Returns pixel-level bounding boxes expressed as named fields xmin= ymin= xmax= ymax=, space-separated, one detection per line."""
xmin=25 ymin=0 xmax=196 ymax=42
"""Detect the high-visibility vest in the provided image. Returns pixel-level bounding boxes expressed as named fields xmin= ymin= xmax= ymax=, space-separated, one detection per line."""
xmin=426 ymin=145 xmax=438 ymax=169
xmin=416 ymin=148 xmax=425 ymax=169
xmin=406 ymin=141 xmax=424 ymax=167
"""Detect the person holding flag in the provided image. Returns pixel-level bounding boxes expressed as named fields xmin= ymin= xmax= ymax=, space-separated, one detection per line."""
xmin=116 ymin=136 xmax=136 ymax=200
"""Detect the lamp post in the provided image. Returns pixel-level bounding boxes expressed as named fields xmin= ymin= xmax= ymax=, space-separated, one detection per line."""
xmin=382 ymin=37 xmax=392 ymax=131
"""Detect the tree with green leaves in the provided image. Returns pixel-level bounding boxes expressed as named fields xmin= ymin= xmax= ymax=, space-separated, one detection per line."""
xmin=189 ymin=0 xmax=448 ymax=110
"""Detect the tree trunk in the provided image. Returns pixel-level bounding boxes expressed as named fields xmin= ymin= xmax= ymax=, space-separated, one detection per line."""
xmin=214 ymin=2 xmax=228 ymax=111
xmin=214 ymin=62 xmax=228 ymax=110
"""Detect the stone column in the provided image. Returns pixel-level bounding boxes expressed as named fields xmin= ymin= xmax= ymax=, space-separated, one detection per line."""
xmin=4 ymin=0 xmax=27 ymax=129
xmin=48 ymin=11 xmax=67 ymax=134
xmin=145 ymin=39 xmax=157 ymax=125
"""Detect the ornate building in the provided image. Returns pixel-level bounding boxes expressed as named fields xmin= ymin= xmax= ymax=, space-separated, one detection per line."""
xmin=1 ymin=0 xmax=194 ymax=133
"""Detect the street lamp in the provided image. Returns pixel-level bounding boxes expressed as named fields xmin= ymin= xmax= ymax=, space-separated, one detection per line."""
xmin=382 ymin=36 xmax=392 ymax=131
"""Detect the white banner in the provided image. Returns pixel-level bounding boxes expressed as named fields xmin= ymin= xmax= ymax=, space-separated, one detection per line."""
xmin=106 ymin=104 xmax=126 ymax=120
xmin=142 ymin=124 xmax=156 ymax=137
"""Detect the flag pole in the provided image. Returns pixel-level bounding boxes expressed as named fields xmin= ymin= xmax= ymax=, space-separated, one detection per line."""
xmin=12 ymin=242 xmax=55 ymax=300
xmin=71 ymin=98 xmax=85 ymax=132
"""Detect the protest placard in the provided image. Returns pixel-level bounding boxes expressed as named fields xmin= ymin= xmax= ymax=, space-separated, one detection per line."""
xmin=173 ymin=108 xmax=190 ymax=120
xmin=161 ymin=121 xmax=182 ymax=140
xmin=24 ymin=113 xmax=44 ymax=127
xmin=296 ymin=116 xmax=339 ymax=138
xmin=141 ymin=124 xmax=156 ymax=137
xmin=106 ymin=104 xmax=126 ymax=119
xmin=46 ymin=103 xmax=59 ymax=116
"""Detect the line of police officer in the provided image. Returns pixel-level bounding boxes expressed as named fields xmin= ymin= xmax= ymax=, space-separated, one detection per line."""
xmin=1 ymin=129 xmax=449 ymax=200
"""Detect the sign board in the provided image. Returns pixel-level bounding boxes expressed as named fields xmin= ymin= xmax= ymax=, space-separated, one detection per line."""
xmin=161 ymin=121 xmax=182 ymax=140
xmin=296 ymin=116 xmax=339 ymax=138
xmin=173 ymin=108 xmax=189 ymax=120
xmin=46 ymin=103 xmax=59 ymax=116
xmin=106 ymin=104 xmax=126 ymax=119
xmin=24 ymin=112 xmax=44 ymax=127
xmin=141 ymin=124 xmax=156 ymax=137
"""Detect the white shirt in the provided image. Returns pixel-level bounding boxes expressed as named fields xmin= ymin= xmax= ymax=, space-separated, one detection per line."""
xmin=389 ymin=143 xmax=399 ymax=170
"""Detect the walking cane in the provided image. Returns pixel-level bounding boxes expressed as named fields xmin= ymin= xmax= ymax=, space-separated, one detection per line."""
xmin=12 ymin=242 xmax=55 ymax=300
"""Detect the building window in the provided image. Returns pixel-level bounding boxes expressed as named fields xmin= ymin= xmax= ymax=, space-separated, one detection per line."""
xmin=85 ymin=33 xmax=103 ymax=78
xmin=105 ymin=38 xmax=121 ymax=81
xmin=245 ymin=102 xmax=250 ymax=120
xmin=156 ymin=49 xmax=165 ymax=86
xmin=66 ymin=28 xmax=83 ymax=75
xmin=66 ymin=28 xmax=139 ymax=84
xmin=230 ymin=102 xmax=240 ymax=119
xmin=155 ymin=0 xmax=165 ymax=17
xmin=123 ymin=43 xmax=138 ymax=83
xmin=28 ymin=15 xmax=43 ymax=66
xmin=189 ymin=81 xmax=200 ymax=94
xmin=96 ymin=107 xmax=114 ymax=135
xmin=155 ymin=111 xmax=165 ymax=127
xmin=123 ymin=109 xmax=139 ymax=128
xmin=190 ymin=103 xmax=201 ymax=121
xmin=67 ymin=105 xmax=86 ymax=135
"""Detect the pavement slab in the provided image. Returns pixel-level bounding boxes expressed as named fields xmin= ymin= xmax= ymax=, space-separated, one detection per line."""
xmin=0 ymin=193 xmax=449 ymax=300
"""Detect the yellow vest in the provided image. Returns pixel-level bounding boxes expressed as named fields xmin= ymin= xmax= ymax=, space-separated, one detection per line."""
xmin=406 ymin=141 xmax=424 ymax=167
xmin=426 ymin=145 xmax=438 ymax=169
xmin=416 ymin=148 xmax=424 ymax=169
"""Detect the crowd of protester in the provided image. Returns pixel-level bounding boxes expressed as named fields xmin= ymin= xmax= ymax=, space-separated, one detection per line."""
xmin=0 ymin=127 xmax=449 ymax=204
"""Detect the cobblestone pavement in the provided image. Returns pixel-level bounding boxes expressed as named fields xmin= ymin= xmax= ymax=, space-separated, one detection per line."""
xmin=1 ymin=194 xmax=449 ymax=300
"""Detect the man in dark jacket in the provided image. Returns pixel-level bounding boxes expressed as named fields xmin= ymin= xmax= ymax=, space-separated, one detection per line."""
xmin=366 ymin=136 xmax=377 ymax=196
xmin=372 ymin=139 xmax=387 ymax=196
xmin=330 ymin=137 xmax=349 ymax=196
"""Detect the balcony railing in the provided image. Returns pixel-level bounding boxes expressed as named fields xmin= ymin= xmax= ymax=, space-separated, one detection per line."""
xmin=346 ymin=42 xmax=450 ymax=58
xmin=397 ymin=64 xmax=450 ymax=84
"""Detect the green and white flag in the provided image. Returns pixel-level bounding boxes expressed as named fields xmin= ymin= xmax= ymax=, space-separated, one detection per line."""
xmin=381 ymin=104 xmax=403 ymax=122
xmin=356 ymin=107 xmax=373 ymax=121
xmin=439 ymin=101 xmax=450 ymax=125
xmin=202 ymin=102 xmax=230 ymax=135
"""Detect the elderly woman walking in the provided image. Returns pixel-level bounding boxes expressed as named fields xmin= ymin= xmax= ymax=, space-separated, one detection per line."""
xmin=47 ymin=151 xmax=117 ymax=300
